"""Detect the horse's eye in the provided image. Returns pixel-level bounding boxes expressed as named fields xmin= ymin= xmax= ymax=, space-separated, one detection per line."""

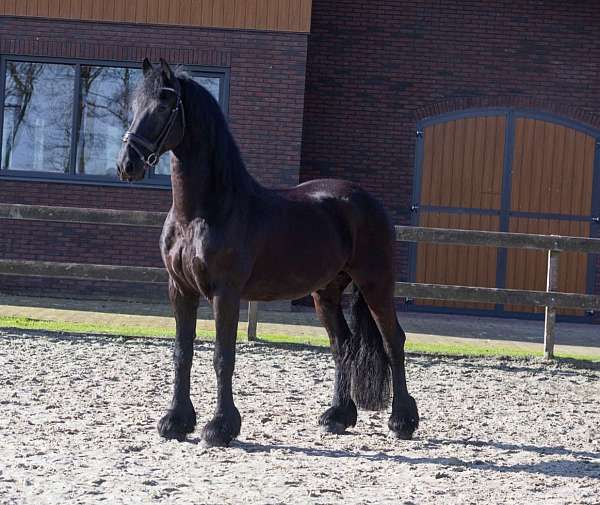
xmin=158 ymin=90 xmax=172 ymax=101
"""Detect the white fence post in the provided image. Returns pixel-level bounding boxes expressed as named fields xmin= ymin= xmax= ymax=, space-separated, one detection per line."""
xmin=544 ymin=250 xmax=560 ymax=359
xmin=247 ymin=301 xmax=259 ymax=342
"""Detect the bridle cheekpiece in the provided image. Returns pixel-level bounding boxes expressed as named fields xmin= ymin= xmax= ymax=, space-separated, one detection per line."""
xmin=122 ymin=86 xmax=185 ymax=168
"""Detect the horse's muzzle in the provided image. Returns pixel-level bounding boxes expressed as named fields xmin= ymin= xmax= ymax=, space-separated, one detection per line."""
xmin=117 ymin=145 xmax=146 ymax=182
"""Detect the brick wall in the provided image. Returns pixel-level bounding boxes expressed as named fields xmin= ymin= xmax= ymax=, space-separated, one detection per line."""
xmin=5 ymin=4 xmax=600 ymax=307
xmin=300 ymin=0 xmax=600 ymax=286
xmin=0 ymin=16 xmax=308 ymax=300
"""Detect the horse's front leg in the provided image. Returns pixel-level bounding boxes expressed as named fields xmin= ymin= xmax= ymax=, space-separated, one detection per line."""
xmin=200 ymin=289 xmax=242 ymax=447
xmin=157 ymin=280 xmax=199 ymax=441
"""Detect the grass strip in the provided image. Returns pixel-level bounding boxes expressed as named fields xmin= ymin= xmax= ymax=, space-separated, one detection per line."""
xmin=1 ymin=315 xmax=598 ymax=363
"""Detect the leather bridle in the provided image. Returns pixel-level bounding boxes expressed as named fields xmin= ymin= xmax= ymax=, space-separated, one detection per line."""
xmin=122 ymin=86 xmax=185 ymax=168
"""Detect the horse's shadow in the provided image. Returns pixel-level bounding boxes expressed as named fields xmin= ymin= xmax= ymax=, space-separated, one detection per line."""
xmin=184 ymin=437 xmax=600 ymax=479
xmin=428 ymin=437 xmax=599 ymax=460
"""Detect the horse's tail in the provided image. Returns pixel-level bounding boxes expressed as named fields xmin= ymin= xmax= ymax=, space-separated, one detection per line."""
xmin=347 ymin=284 xmax=391 ymax=411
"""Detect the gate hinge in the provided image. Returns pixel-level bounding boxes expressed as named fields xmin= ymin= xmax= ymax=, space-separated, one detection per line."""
xmin=411 ymin=204 xmax=419 ymax=212
xmin=416 ymin=130 xmax=423 ymax=138
xmin=592 ymin=216 xmax=600 ymax=223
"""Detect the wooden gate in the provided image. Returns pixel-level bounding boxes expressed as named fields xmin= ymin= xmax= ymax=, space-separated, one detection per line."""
xmin=410 ymin=110 xmax=600 ymax=319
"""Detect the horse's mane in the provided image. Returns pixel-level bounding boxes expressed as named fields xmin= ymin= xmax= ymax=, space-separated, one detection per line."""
xmin=177 ymin=71 xmax=254 ymax=195
xmin=135 ymin=67 xmax=254 ymax=196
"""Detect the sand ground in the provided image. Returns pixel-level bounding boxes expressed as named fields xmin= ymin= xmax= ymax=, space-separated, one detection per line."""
xmin=1 ymin=329 xmax=599 ymax=504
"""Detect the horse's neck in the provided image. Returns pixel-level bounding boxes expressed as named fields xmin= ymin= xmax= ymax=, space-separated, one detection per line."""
xmin=169 ymin=85 xmax=256 ymax=223
xmin=169 ymin=155 xmax=206 ymax=222
xmin=168 ymin=150 xmax=251 ymax=223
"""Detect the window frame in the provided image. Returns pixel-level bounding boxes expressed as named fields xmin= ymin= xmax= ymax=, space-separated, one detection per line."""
xmin=0 ymin=55 xmax=230 ymax=189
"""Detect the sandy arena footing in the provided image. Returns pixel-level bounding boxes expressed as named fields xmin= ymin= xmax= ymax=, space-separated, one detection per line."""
xmin=1 ymin=329 xmax=599 ymax=504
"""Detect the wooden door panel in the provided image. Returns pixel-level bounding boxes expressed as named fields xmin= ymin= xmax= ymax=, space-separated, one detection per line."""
xmin=415 ymin=115 xmax=505 ymax=311
xmin=511 ymin=118 xmax=595 ymax=216
xmin=505 ymin=218 xmax=590 ymax=315
xmin=415 ymin=113 xmax=596 ymax=318
xmin=421 ymin=116 xmax=505 ymax=209
xmin=415 ymin=212 xmax=499 ymax=310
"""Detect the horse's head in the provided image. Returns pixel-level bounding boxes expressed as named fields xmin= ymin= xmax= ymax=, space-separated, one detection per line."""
xmin=117 ymin=58 xmax=185 ymax=181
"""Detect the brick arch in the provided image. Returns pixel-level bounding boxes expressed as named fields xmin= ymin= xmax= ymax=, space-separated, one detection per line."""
xmin=415 ymin=96 xmax=600 ymax=132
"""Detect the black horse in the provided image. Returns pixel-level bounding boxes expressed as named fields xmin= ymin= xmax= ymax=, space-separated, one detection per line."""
xmin=117 ymin=59 xmax=419 ymax=447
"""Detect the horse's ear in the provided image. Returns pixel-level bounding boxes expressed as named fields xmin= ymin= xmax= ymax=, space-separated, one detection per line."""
xmin=142 ymin=58 xmax=153 ymax=77
xmin=159 ymin=58 xmax=173 ymax=82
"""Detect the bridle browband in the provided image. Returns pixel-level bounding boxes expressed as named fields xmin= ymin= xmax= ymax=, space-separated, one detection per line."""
xmin=122 ymin=86 xmax=185 ymax=168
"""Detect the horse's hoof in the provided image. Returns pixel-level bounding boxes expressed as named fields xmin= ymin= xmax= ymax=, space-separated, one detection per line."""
xmin=157 ymin=406 xmax=197 ymax=441
xmin=318 ymin=403 xmax=357 ymax=434
xmin=200 ymin=408 xmax=241 ymax=448
xmin=388 ymin=417 xmax=417 ymax=440
xmin=388 ymin=395 xmax=419 ymax=440
xmin=320 ymin=421 xmax=346 ymax=435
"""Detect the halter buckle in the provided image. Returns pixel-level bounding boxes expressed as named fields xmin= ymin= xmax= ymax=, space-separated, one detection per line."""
xmin=146 ymin=153 xmax=159 ymax=167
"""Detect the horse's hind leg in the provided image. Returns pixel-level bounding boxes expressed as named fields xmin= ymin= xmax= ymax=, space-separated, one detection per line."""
xmin=158 ymin=278 xmax=199 ymax=441
xmin=354 ymin=277 xmax=419 ymax=440
xmin=312 ymin=272 xmax=357 ymax=434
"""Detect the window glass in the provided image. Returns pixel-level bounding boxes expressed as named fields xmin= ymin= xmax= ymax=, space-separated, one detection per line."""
xmin=153 ymin=75 xmax=221 ymax=176
xmin=0 ymin=59 xmax=224 ymax=184
xmin=76 ymin=66 xmax=141 ymax=177
xmin=196 ymin=76 xmax=221 ymax=102
xmin=2 ymin=62 xmax=74 ymax=172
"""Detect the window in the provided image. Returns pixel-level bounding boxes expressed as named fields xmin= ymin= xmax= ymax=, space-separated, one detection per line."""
xmin=76 ymin=65 xmax=139 ymax=177
xmin=2 ymin=62 xmax=74 ymax=173
xmin=0 ymin=57 xmax=227 ymax=186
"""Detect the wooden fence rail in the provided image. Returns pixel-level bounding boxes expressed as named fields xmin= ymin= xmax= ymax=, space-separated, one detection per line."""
xmin=394 ymin=226 xmax=600 ymax=359
xmin=0 ymin=259 xmax=168 ymax=283
xmin=0 ymin=203 xmax=165 ymax=228
xmin=2 ymin=204 xmax=600 ymax=358
xmin=393 ymin=282 xmax=600 ymax=311
xmin=396 ymin=225 xmax=600 ymax=253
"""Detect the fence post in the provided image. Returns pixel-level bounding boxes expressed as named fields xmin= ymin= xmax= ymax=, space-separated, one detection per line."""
xmin=247 ymin=301 xmax=259 ymax=342
xmin=544 ymin=249 xmax=560 ymax=359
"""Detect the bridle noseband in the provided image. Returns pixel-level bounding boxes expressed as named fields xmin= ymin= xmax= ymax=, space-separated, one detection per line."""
xmin=122 ymin=87 xmax=185 ymax=168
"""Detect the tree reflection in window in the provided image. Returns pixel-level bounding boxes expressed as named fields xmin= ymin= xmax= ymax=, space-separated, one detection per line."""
xmin=2 ymin=62 xmax=74 ymax=172
xmin=77 ymin=68 xmax=221 ymax=177
xmin=0 ymin=59 xmax=223 ymax=182
xmin=77 ymin=66 xmax=141 ymax=176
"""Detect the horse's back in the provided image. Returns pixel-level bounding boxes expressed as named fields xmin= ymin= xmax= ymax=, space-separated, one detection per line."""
xmin=281 ymin=178 xmax=394 ymax=249
xmin=242 ymin=178 xmax=393 ymax=300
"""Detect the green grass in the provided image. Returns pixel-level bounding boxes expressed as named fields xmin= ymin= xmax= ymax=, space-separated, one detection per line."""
xmin=0 ymin=315 xmax=182 ymax=339
xmin=1 ymin=315 xmax=599 ymax=363
xmin=262 ymin=332 xmax=529 ymax=356
xmin=247 ymin=329 xmax=600 ymax=361
xmin=0 ymin=315 xmax=328 ymax=345
xmin=404 ymin=340 xmax=599 ymax=362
